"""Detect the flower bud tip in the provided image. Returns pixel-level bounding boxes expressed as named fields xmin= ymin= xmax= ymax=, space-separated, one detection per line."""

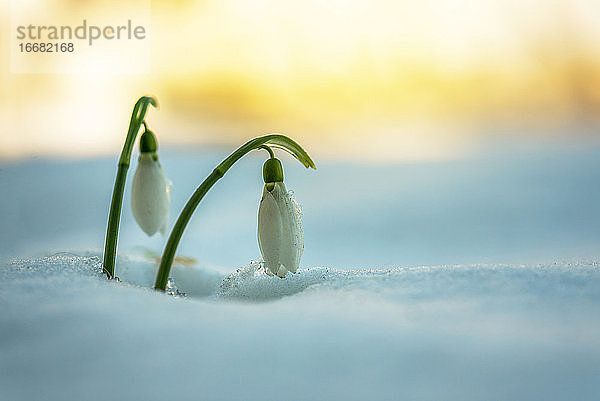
xmin=140 ymin=129 xmax=158 ymax=153
xmin=263 ymin=158 xmax=284 ymax=183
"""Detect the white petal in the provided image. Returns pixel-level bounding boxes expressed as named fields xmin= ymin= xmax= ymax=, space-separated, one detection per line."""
xmin=257 ymin=185 xmax=282 ymax=276
xmin=271 ymin=182 xmax=303 ymax=274
xmin=131 ymin=153 xmax=170 ymax=236
xmin=257 ymin=182 xmax=304 ymax=277
xmin=286 ymin=189 xmax=304 ymax=273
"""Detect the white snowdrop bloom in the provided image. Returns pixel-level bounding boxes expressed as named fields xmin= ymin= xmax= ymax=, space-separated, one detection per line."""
xmin=131 ymin=152 xmax=170 ymax=236
xmin=258 ymin=180 xmax=304 ymax=278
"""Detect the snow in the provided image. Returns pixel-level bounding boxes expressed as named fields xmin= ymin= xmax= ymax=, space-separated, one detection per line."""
xmin=2 ymin=254 xmax=599 ymax=400
xmin=2 ymin=138 xmax=600 ymax=400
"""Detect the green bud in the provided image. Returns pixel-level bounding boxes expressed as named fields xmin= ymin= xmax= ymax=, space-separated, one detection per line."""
xmin=140 ymin=129 xmax=158 ymax=153
xmin=263 ymin=157 xmax=284 ymax=184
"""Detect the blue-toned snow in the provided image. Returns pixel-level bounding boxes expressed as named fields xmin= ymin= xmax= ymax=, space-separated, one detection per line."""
xmin=1 ymin=138 xmax=600 ymax=400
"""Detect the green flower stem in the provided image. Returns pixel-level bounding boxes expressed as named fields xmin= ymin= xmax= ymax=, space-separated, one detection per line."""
xmin=258 ymin=145 xmax=275 ymax=159
xmin=103 ymin=96 xmax=158 ymax=278
xmin=154 ymin=134 xmax=316 ymax=291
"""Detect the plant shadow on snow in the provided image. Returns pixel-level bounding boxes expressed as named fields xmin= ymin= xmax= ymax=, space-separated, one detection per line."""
xmin=3 ymin=251 xmax=335 ymax=302
xmin=113 ymin=253 xmax=346 ymax=302
xmin=4 ymin=253 xmax=600 ymax=401
xmin=4 ymin=251 xmax=600 ymax=307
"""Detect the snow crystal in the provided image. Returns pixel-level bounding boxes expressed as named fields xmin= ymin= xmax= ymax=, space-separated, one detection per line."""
xmin=3 ymin=143 xmax=600 ymax=400
xmin=2 ymin=255 xmax=600 ymax=401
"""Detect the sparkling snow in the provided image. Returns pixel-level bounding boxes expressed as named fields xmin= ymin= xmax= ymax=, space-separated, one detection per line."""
xmin=2 ymin=139 xmax=600 ymax=400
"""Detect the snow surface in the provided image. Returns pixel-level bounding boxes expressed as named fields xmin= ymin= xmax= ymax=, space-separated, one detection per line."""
xmin=2 ymin=254 xmax=599 ymax=401
xmin=2 ymin=139 xmax=600 ymax=400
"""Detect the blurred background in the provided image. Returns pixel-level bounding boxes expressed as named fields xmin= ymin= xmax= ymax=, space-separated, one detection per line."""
xmin=2 ymin=0 xmax=599 ymax=161
xmin=1 ymin=0 xmax=600 ymax=268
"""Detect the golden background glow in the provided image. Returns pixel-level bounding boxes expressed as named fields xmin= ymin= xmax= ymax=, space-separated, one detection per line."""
xmin=1 ymin=0 xmax=599 ymax=161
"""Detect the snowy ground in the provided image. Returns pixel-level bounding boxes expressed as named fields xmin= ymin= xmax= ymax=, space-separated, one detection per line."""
xmin=1 ymin=138 xmax=600 ymax=400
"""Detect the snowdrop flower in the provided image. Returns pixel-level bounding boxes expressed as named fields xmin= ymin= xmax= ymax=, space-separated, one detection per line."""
xmin=131 ymin=129 xmax=170 ymax=236
xmin=258 ymin=157 xmax=304 ymax=277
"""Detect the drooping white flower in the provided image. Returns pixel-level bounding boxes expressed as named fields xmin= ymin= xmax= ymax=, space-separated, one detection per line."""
xmin=131 ymin=153 xmax=170 ymax=236
xmin=257 ymin=181 xmax=304 ymax=277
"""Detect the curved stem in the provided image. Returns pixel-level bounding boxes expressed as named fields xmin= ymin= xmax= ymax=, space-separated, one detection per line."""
xmin=258 ymin=145 xmax=275 ymax=159
xmin=103 ymin=96 xmax=158 ymax=278
xmin=154 ymin=134 xmax=316 ymax=290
